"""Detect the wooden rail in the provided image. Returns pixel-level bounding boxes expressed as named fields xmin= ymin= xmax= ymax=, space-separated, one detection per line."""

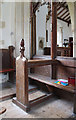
xmin=28 ymin=59 xmax=60 ymax=68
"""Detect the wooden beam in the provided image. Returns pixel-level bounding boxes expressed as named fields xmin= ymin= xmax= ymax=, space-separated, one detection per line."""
xmin=57 ymin=3 xmax=60 ymax=7
xmin=57 ymin=6 xmax=61 ymax=11
xmin=57 ymin=7 xmax=66 ymax=16
xmin=57 ymin=17 xmax=68 ymax=23
xmin=58 ymin=2 xmax=68 ymax=10
xmin=63 ymin=13 xmax=70 ymax=20
xmin=59 ymin=10 xmax=69 ymax=18
xmin=51 ymin=2 xmax=57 ymax=59
xmin=65 ymin=16 xmax=70 ymax=21
xmin=28 ymin=59 xmax=59 ymax=68
xmin=33 ymin=13 xmax=36 ymax=56
xmin=29 ymin=93 xmax=53 ymax=108
xmin=31 ymin=16 xmax=33 ymax=58
xmin=30 ymin=3 xmax=36 ymax=58
xmin=30 ymin=2 xmax=33 ymax=58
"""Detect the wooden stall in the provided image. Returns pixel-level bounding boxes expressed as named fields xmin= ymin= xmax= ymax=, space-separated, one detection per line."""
xmin=13 ymin=39 xmax=76 ymax=114
xmin=0 ymin=46 xmax=15 ymax=82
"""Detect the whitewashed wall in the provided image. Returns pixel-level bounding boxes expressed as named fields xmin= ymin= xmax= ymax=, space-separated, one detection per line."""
xmin=0 ymin=2 xmax=30 ymax=58
xmin=36 ymin=5 xmax=48 ymax=55
xmin=0 ymin=2 xmax=30 ymax=82
xmin=57 ymin=19 xmax=73 ymax=47
xmin=0 ymin=3 xmax=12 ymax=48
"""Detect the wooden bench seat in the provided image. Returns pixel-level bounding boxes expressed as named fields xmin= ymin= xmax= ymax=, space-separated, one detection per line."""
xmin=29 ymin=73 xmax=75 ymax=94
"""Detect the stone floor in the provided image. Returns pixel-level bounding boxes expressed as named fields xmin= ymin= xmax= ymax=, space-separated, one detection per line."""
xmin=0 ymin=97 xmax=74 ymax=119
xmin=0 ymin=81 xmax=16 ymax=101
xmin=0 ymin=81 xmax=75 ymax=119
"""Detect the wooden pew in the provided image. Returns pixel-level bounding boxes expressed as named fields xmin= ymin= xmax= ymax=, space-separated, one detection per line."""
xmin=13 ymin=39 xmax=76 ymax=114
xmin=0 ymin=46 xmax=15 ymax=82
xmin=29 ymin=55 xmax=76 ymax=114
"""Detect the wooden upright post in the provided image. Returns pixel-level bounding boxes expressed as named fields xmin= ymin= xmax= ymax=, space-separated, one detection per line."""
xmin=51 ymin=2 xmax=57 ymax=79
xmin=74 ymin=89 xmax=76 ymax=114
xmin=30 ymin=3 xmax=36 ymax=58
xmin=51 ymin=2 xmax=57 ymax=59
xmin=33 ymin=13 xmax=36 ymax=56
xmin=12 ymin=39 xmax=29 ymax=112
xmin=73 ymin=60 xmax=76 ymax=114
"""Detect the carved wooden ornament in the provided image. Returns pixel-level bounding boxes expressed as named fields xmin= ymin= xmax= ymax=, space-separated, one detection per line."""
xmin=20 ymin=39 xmax=25 ymax=58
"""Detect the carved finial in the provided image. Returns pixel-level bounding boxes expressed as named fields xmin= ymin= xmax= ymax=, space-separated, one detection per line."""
xmin=20 ymin=39 xmax=25 ymax=58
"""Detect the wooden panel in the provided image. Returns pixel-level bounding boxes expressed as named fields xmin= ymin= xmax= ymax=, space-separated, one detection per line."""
xmin=33 ymin=65 xmax=52 ymax=77
xmin=0 ymin=49 xmax=10 ymax=71
xmin=57 ymin=58 xmax=76 ymax=68
xmin=0 ymin=47 xmax=15 ymax=72
xmin=16 ymin=57 xmax=28 ymax=105
xmin=59 ymin=10 xmax=68 ymax=18
xmin=31 ymin=55 xmax=76 ymax=82
xmin=56 ymin=66 xmax=75 ymax=80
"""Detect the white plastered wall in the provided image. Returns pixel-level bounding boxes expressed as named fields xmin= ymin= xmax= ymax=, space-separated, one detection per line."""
xmin=0 ymin=2 xmax=30 ymax=58
xmin=0 ymin=2 xmax=30 ymax=82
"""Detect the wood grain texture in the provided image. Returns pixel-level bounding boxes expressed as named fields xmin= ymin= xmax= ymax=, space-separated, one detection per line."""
xmin=29 ymin=74 xmax=74 ymax=93
xmin=51 ymin=2 xmax=57 ymax=59
xmin=16 ymin=57 xmax=28 ymax=105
